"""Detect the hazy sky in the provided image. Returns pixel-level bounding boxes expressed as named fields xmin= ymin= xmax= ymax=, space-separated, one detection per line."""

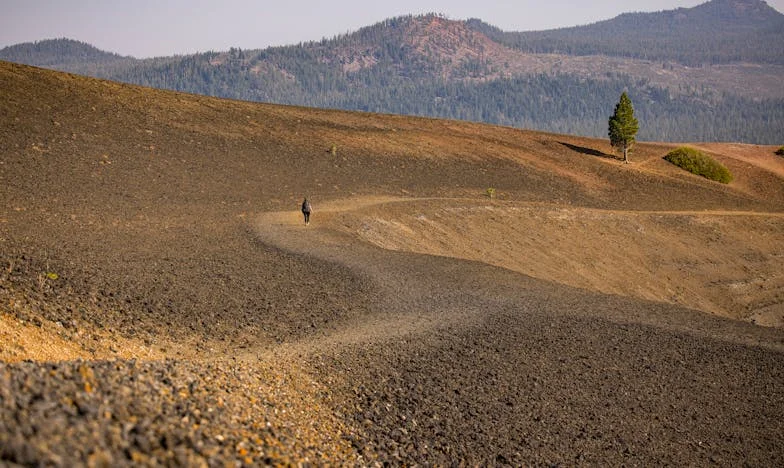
xmin=2 ymin=0 xmax=783 ymax=58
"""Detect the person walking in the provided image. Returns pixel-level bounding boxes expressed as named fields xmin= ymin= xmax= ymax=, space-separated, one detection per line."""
xmin=301 ymin=197 xmax=312 ymax=225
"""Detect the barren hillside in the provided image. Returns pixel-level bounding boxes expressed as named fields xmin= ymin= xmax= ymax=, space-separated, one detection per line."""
xmin=1 ymin=61 xmax=783 ymax=465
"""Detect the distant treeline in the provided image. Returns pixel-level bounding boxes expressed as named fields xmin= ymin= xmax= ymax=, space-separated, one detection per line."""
xmin=467 ymin=0 xmax=784 ymax=66
xmin=3 ymin=1 xmax=784 ymax=145
xmin=87 ymin=48 xmax=784 ymax=144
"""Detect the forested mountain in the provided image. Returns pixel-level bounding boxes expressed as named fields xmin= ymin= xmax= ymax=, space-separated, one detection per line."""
xmin=2 ymin=0 xmax=783 ymax=144
xmin=467 ymin=0 xmax=784 ymax=65
xmin=0 ymin=38 xmax=130 ymax=68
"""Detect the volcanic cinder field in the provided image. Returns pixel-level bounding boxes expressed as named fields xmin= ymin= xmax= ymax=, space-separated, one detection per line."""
xmin=1 ymin=61 xmax=783 ymax=465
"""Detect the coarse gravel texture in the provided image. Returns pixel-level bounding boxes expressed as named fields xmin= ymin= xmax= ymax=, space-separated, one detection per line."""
xmin=0 ymin=357 xmax=357 ymax=466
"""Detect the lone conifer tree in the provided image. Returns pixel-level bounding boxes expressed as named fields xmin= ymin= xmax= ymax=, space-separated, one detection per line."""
xmin=608 ymin=92 xmax=639 ymax=164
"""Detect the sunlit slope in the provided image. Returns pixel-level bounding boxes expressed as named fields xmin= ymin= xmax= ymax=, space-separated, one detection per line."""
xmin=1 ymin=59 xmax=783 ymax=339
xmin=2 ymin=60 xmax=783 ymax=218
xmin=325 ymin=199 xmax=784 ymax=326
xmin=2 ymin=58 xmax=784 ymax=466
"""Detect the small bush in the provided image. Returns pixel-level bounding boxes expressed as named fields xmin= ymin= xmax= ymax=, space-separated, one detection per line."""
xmin=776 ymin=146 xmax=784 ymax=156
xmin=486 ymin=187 xmax=496 ymax=199
xmin=664 ymin=147 xmax=733 ymax=184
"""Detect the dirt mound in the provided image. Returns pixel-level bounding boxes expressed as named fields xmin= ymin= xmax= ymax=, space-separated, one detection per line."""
xmin=2 ymin=61 xmax=784 ymax=465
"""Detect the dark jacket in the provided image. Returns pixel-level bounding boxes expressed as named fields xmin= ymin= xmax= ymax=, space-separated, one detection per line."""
xmin=302 ymin=199 xmax=312 ymax=213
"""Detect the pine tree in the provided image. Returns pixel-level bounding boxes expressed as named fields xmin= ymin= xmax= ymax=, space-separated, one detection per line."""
xmin=608 ymin=92 xmax=640 ymax=163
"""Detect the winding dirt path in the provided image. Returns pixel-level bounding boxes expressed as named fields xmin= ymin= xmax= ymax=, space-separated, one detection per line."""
xmin=252 ymin=197 xmax=784 ymax=369
xmin=250 ymin=196 xmax=784 ymax=465
xmin=252 ymin=196 xmax=490 ymax=360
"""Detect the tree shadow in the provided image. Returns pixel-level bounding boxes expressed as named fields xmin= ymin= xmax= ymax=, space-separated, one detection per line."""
xmin=559 ymin=142 xmax=616 ymax=160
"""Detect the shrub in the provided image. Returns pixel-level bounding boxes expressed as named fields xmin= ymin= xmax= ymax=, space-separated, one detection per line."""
xmin=776 ymin=146 xmax=784 ymax=156
xmin=486 ymin=187 xmax=496 ymax=199
xmin=664 ymin=147 xmax=732 ymax=184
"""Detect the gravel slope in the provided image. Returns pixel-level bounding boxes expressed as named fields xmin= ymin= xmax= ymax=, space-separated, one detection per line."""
xmin=254 ymin=206 xmax=784 ymax=465
xmin=3 ymin=205 xmax=781 ymax=465
xmin=2 ymin=61 xmax=784 ymax=465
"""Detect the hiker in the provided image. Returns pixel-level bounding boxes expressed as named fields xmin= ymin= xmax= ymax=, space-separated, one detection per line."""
xmin=301 ymin=197 xmax=312 ymax=225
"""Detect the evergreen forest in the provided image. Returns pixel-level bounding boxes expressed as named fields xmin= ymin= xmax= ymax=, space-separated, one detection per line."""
xmin=2 ymin=0 xmax=782 ymax=144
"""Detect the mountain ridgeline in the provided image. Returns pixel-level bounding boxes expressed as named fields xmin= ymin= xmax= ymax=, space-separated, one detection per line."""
xmin=2 ymin=0 xmax=783 ymax=144
xmin=467 ymin=0 xmax=784 ymax=65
